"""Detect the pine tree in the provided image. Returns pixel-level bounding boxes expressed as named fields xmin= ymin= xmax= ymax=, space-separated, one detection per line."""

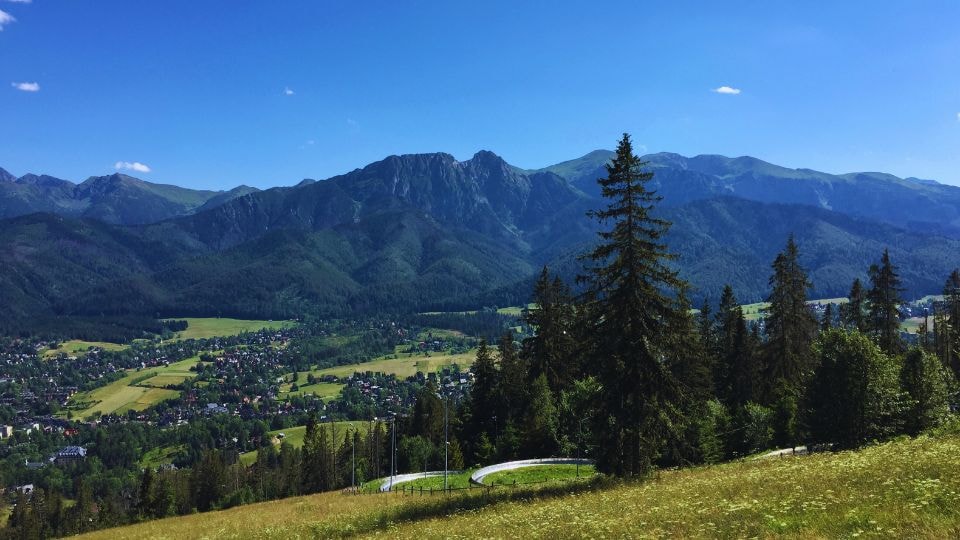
xmin=497 ymin=331 xmax=528 ymax=425
xmin=762 ymin=235 xmax=818 ymax=445
xmin=410 ymin=379 xmax=444 ymax=444
xmin=727 ymin=308 xmax=762 ymax=406
xmin=465 ymin=340 xmax=499 ymax=458
xmin=522 ymin=374 xmax=560 ymax=457
xmin=940 ymin=269 xmax=960 ymax=379
xmin=300 ymin=415 xmax=323 ymax=493
xmin=137 ymin=467 xmax=155 ymax=519
xmin=867 ymin=249 xmax=905 ymax=355
xmin=821 ymin=303 xmax=834 ymax=331
xmin=713 ymin=285 xmax=740 ymax=401
xmin=579 ymin=133 xmax=686 ymax=477
xmin=841 ymin=278 xmax=867 ymax=332
xmin=523 ymin=268 xmax=578 ymax=393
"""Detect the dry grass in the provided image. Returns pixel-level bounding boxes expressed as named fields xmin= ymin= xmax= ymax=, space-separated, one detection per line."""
xmin=80 ymin=433 xmax=960 ymax=539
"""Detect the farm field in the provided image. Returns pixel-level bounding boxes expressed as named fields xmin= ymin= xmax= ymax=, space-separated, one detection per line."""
xmin=314 ymin=350 xmax=475 ymax=379
xmin=66 ymin=356 xmax=204 ymax=418
xmin=42 ymin=339 xmax=128 ymax=358
xmin=80 ymin=433 xmax=960 ymax=539
xmin=239 ymin=421 xmax=370 ymax=465
xmin=165 ymin=317 xmax=296 ymax=340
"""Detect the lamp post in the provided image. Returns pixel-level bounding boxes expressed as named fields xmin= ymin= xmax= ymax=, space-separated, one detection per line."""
xmin=577 ymin=417 xmax=585 ymax=478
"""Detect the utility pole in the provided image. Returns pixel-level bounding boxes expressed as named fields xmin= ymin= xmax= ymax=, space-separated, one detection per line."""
xmin=390 ymin=416 xmax=396 ymax=491
xmin=443 ymin=390 xmax=449 ymax=491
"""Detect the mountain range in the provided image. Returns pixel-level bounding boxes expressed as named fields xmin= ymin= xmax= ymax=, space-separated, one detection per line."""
xmin=3 ymin=150 xmax=960 ymax=334
xmin=0 ymin=169 xmax=258 ymax=225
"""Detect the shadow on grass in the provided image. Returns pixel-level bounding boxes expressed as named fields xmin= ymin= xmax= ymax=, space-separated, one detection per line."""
xmin=331 ymin=476 xmax=618 ymax=538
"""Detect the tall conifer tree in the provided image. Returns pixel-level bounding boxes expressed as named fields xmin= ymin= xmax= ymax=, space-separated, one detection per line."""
xmin=841 ymin=278 xmax=867 ymax=331
xmin=763 ymin=235 xmax=817 ymax=445
xmin=580 ymin=133 xmax=686 ymax=477
xmin=867 ymin=249 xmax=905 ymax=355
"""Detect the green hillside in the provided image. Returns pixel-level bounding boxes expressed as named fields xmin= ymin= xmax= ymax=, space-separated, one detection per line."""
xmin=79 ymin=432 xmax=960 ymax=539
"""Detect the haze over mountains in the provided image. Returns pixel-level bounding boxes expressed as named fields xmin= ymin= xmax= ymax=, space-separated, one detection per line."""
xmin=3 ymin=149 xmax=960 ymax=330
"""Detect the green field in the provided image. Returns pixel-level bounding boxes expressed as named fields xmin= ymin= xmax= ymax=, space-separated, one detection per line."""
xmin=484 ymin=464 xmax=596 ymax=486
xmin=741 ymin=297 xmax=848 ymax=321
xmin=239 ymin=421 xmax=370 ymax=465
xmin=315 ymin=350 xmax=475 ymax=379
xmin=279 ymin=380 xmax=344 ymax=400
xmin=419 ymin=305 xmax=532 ymax=316
xmin=140 ymin=445 xmax=186 ymax=468
xmin=66 ymin=356 xmax=205 ymax=418
xmin=80 ymin=432 xmax=960 ymax=539
xmin=43 ymin=339 xmax=128 ymax=358
xmin=166 ymin=317 xmax=296 ymax=340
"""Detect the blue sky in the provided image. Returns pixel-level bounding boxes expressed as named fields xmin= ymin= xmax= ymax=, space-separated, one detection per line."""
xmin=2 ymin=1 xmax=959 ymax=190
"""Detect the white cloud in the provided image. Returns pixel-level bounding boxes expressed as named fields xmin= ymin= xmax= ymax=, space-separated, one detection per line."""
xmin=713 ymin=86 xmax=741 ymax=95
xmin=284 ymin=87 xmax=294 ymax=96
xmin=0 ymin=9 xmax=15 ymax=30
xmin=114 ymin=161 xmax=151 ymax=173
xmin=5 ymin=0 xmax=32 ymax=4
xmin=11 ymin=81 xmax=39 ymax=92
xmin=956 ymin=112 xmax=960 ymax=122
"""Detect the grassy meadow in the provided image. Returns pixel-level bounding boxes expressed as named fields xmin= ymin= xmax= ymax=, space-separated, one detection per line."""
xmin=81 ymin=432 xmax=960 ymax=539
xmin=484 ymin=464 xmax=597 ymax=486
xmin=66 ymin=356 xmax=205 ymax=419
xmin=165 ymin=317 xmax=296 ymax=341
xmin=43 ymin=339 xmax=128 ymax=358
xmin=313 ymin=350 xmax=475 ymax=379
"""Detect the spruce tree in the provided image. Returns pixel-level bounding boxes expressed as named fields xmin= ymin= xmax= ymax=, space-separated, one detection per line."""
xmin=940 ymin=269 xmax=960 ymax=379
xmin=497 ymin=331 xmax=528 ymax=426
xmin=867 ymin=249 xmax=905 ymax=355
xmin=713 ymin=284 xmax=740 ymax=401
xmin=763 ymin=235 xmax=818 ymax=400
xmin=467 ymin=339 xmax=499 ymax=444
xmin=762 ymin=235 xmax=818 ymax=445
xmin=727 ymin=308 xmax=762 ymax=406
xmin=523 ymin=268 xmax=578 ymax=393
xmin=579 ymin=133 xmax=686 ymax=477
xmin=841 ymin=278 xmax=867 ymax=332
xmin=821 ymin=303 xmax=834 ymax=331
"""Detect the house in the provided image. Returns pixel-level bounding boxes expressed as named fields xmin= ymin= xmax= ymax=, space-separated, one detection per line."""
xmin=53 ymin=446 xmax=87 ymax=463
xmin=0 ymin=425 xmax=13 ymax=438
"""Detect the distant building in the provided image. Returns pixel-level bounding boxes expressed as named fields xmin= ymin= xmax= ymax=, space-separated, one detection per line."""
xmin=53 ymin=446 xmax=87 ymax=463
xmin=0 ymin=425 xmax=13 ymax=438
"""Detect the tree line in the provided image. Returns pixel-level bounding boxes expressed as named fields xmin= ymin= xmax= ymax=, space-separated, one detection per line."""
xmin=454 ymin=133 xmax=958 ymax=475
